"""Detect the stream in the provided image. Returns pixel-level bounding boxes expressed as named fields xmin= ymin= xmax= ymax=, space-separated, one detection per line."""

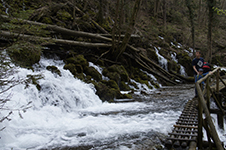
xmin=0 ymin=57 xmax=225 ymax=150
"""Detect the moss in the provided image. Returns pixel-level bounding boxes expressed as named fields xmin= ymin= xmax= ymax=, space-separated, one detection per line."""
xmin=94 ymin=82 xmax=119 ymax=102
xmin=119 ymin=81 xmax=131 ymax=91
xmin=41 ymin=17 xmax=53 ymax=24
xmin=46 ymin=65 xmax=61 ymax=76
xmin=63 ymin=63 xmax=77 ymax=75
xmin=84 ymin=66 xmax=102 ymax=81
xmin=117 ymin=93 xmax=132 ymax=99
xmin=102 ymin=80 xmax=119 ymax=90
xmin=75 ymin=73 xmax=85 ymax=81
xmin=75 ymin=64 xmax=83 ymax=73
xmin=103 ymin=68 xmax=121 ymax=83
xmin=57 ymin=10 xmax=72 ymax=21
xmin=65 ymin=55 xmax=88 ymax=68
xmin=177 ymin=52 xmax=193 ymax=76
xmin=7 ymin=42 xmax=41 ymax=67
xmin=103 ymin=65 xmax=129 ymax=83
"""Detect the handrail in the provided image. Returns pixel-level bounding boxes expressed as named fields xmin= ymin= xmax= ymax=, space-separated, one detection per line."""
xmin=196 ymin=67 xmax=220 ymax=84
xmin=195 ymin=67 xmax=225 ymax=150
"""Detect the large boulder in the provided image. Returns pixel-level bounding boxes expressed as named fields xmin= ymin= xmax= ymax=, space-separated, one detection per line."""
xmin=7 ymin=42 xmax=41 ymax=67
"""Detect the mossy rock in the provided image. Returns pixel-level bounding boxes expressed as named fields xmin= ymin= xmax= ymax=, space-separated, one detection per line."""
xmin=94 ymin=82 xmax=120 ymax=102
xmin=75 ymin=73 xmax=85 ymax=81
xmin=102 ymin=80 xmax=119 ymax=90
xmin=75 ymin=64 xmax=83 ymax=73
xmin=119 ymin=81 xmax=131 ymax=91
xmin=65 ymin=55 xmax=88 ymax=68
xmin=84 ymin=66 xmax=102 ymax=81
xmin=63 ymin=63 xmax=77 ymax=75
xmin=117 ymin=93 xmax=132 ymax=99
xmin=103 ymin=65 xmax=129 ymax=82
xmin=46 ymin=65 xmax=61 ymax=76
xmin=7 ymin=42 xmax=41 ymax=67
xmin=103 ymin=69 xmax=121 ymax=83
xmin=168 ymin=60 xmax=180 ymax=73
xmin=177 ymin=52 xmax=193 ymax=76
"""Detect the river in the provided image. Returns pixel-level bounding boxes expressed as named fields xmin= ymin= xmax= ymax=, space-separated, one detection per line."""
xmin=0 ymin=57 xmax=225 ymax=150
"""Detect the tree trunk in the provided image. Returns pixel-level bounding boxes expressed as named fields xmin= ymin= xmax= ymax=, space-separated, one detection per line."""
xmin=1 ymin=15 xmax=111 ymax=42
xmin=163 ymin=0 xmax=167 ymax=32
xmin=0 ymin=30 xmax=112 ymax=48
xmin=186 ymin=0 xmax=195 ymax=56
xmin=207 ymin=0 xmax=215 ymax=63
xmin=98 ymin=0 xmax=104 ymax=26
xmin=115 ymin=0 xmax=142 ymax=61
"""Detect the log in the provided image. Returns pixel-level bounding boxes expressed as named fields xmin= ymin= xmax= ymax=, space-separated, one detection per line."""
xmin=0 ymin=30 xmax=112 ymax=48
xmin=1 ymin=15 xmax=112 ymax=42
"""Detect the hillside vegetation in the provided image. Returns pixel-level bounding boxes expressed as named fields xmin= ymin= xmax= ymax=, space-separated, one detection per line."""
xmin=0 ymin=0 xmax=226 ymax=102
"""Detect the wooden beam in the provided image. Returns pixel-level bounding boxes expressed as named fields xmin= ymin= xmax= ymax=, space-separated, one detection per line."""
xmin=196 ymin=83 xmax=224 ymax=150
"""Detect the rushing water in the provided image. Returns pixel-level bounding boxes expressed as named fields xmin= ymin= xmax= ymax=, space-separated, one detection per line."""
xmin=0 ymin=57 xmax=225 ymax=150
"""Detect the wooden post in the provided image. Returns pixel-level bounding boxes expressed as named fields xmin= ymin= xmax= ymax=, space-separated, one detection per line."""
xmin=216 ymin=69 xmax=220 ymax=94
xmin=206 ymin=77 xmax=210 ymax=110
xmin=217 ymin=93 xmax=224 ymax=129
xmin=198 ymin=94 xmax=203 ymax=149
xmin=196 ymin=82 xmax=224 ymax=150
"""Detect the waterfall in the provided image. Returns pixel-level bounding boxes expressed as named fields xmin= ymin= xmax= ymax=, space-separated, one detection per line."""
xmin=154 ymin=47 xmax=168 ymax=71
xmin=180 ymin=65 xmax=187 ymax=76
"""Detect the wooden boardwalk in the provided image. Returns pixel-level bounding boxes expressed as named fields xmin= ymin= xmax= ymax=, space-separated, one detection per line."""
xmin=165 ymin=98 xmax=198 ymax=149
xmin=165 ymin=68 xmax=226 ymax=150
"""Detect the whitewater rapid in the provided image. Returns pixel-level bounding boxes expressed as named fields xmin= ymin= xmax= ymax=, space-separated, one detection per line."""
xmin=1 ymin=57 xmax=226 ymax=150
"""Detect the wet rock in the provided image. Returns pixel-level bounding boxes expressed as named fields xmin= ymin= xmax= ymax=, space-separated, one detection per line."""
xmin=65 ymin=55 xmax=88 ymax=68
xmin=103 ymin=65 xmax=129 ymax=83
xmin=119 ymin=81 xmax=131 ymax=91
xmin=7 ymin=41 xmax=41 ymax=67
xmin=46 ymin=65 xmax=61 ymax=76
xmin=63 ymin=63 xmax=77 ymax=75
xmin=84 ymin=66 xmax=102 ymax=81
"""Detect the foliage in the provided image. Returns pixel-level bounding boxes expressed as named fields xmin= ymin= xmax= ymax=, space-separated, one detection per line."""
xmin=213 ymin=7 xmax=226 ymax=15
xmin=0 ymin=50 xmax=32 ymax=131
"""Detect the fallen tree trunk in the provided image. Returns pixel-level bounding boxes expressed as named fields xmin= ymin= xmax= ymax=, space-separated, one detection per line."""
xmin=1 ymin=15 xmax=183 ymax=85
xmin=0 ymin=30 xmax=112 ymax=48
xmin=1 ymin=15 xmax=112 ymax=42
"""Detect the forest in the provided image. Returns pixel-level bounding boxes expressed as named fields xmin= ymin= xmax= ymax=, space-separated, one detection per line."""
xmin=0 ymin=0 xmax=226 ymax=102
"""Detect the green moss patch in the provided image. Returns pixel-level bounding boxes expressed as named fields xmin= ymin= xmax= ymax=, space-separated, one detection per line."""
xmin=7 ymin=42 xmax=42 ymax=67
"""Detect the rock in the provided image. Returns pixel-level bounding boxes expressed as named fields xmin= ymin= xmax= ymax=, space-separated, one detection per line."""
xmin=103 ymin=65 xmax=129 ymax=83
xmin=63 ymin=63 xmax=77 ymax=75
xmin=94 ymin=82 xmax=120 ymax=102
xmin=119 ymin=81 xmax=131 ymax=91
xmin=65 ymin=55 xmax=88 ymax=68
xmin=46 ymin=65 xmax=61 ymax=76
xmin=84 ymin=66 xmax=102 ymax=81
xmin=7 ymin=41 xmax=41 ymax=67
xmin=177 ymin=52 xmax=193 ymax=76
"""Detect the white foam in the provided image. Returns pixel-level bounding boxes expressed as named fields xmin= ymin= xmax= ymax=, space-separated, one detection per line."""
xmin=154 ymin=47 xmax=168 ymax=71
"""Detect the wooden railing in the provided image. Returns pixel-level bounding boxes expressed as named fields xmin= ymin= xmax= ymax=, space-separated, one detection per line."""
xmin=196 ymin=67 xmax=226 ymax=150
